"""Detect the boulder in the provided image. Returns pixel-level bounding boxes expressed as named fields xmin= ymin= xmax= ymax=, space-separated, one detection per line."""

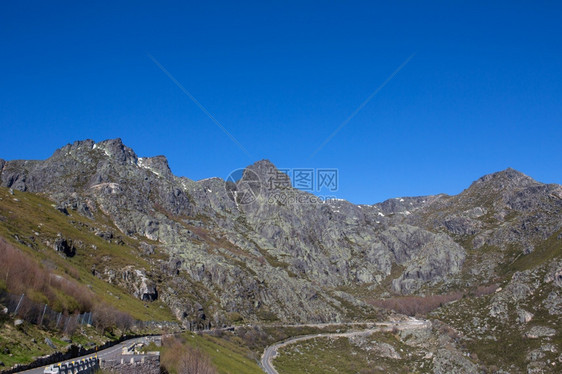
xmin=95 ymin=230 xmax=113 ymax=241
xmin=525 ymin=326 xmax=556 ymax=339
xmin=543 ymin=291 xmax=562 ymax=315
xmin=139 ymin=242 xmax=155 ymax=256
xmin=44 ymin=337 xmax=57 ymax=349
xmin=55 ymin=204 xmax=69 ymax=215
xmin=517 ymin=309 xmax=533 ymax=323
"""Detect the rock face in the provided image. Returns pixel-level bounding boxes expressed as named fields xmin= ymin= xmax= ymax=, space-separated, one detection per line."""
xmin=53 ymin=237 xmax=76 ymax=257
xmin=121 ymin=267 xmax=158 ymax=301
xmin=1 ymin=139 xmax=561 ymax=331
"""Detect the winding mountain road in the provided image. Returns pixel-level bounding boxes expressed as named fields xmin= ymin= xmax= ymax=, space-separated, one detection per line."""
xmin=12 ymin=320 xmax=428 ymax=374
xmin=260 ymin=319 xmax=429 ymax=374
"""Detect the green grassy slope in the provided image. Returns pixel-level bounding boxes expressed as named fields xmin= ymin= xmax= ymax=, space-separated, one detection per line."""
xmin=0 ymin=187 xmax=175 ymax=322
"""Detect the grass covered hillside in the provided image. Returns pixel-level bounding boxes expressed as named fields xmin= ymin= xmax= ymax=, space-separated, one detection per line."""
xmin=0 ymin=187 xmax=178 ymax=368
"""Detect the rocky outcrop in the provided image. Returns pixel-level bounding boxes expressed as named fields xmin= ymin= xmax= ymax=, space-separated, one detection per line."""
xmin=120 ymin=267 xmax=158 ymax=301
xmin=525 ymin=326 xmax=556 ymax=339
xmin=377 ymin=225 xmax=466 ymax=294
xmin=138 ymin=155 xmax=172 ymax=179
xmin=433 ymin=348 xmax=479 ymax=374
xmin=53 ymin=237 xmax=76 ymax=257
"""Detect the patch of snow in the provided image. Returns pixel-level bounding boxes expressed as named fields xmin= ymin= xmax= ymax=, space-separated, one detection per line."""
xmin=137 ymin=157 xmax=162 ymax=177
xmin=329 ymin=198 xmax=346 ymax=202
xmin=378 ymin=212 xmax=385 ymax=217
xmin=233 ymin=191 xmax=239 ymax=208
xmin=399 ymin=198 xmax=404 ymax=202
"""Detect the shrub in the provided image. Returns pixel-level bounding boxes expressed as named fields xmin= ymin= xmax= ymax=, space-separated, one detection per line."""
xmin=91 ymin=303 xmax=134 ymax=334
xmin=471 ymin=284 xmax=498 ymax=297
xmin=0 ymin=237 xmax=93 ymax=312
xmin=161 ymin=336 xmax=217 ymax=374
xmin=370 ymin=292 xmax=463 ymax=316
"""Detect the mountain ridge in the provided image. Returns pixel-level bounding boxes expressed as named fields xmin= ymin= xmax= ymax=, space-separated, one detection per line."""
xmin=2 ymin=138 xmax=545 ymax=207
xmin=1 ymin=138 xmax=561 ymax=372
xmin=0 ymin=137 xmax=560 ymax=322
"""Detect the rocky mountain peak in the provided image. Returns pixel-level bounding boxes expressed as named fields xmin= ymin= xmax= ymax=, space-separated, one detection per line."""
xmin=94 ymin=138 xmax=138 ymax=165
xmin=50 ymin=138 xmax=139 ymax=166
xmin=51 ymin=139 xmax=95 ymax=157
xmin=469 ymin=167 xmax=538 ymax=192
xmin=246 ymin=159 xmax=277 ymax=174
xmin=244 ymin=159 xmax=291 ymax=189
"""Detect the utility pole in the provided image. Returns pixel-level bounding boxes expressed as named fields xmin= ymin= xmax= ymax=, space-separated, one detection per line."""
xmin=14 ymin=294 xmax=24 ymax=315
xmin=40 ymin=304 xmax=47 ymax=325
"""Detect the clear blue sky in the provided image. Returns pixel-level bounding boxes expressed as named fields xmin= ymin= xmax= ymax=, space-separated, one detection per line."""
xmin=1 ymin=1 xmax=561 ymax=204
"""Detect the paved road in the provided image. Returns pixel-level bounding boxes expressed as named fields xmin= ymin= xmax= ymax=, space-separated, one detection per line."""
xmin=260 ymin=319 xmax=429 ymax=374
xmin=18 ymin=336 xmax=159 ymax=374
xmin=13 ymin=320 xmax=427 ymax=374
